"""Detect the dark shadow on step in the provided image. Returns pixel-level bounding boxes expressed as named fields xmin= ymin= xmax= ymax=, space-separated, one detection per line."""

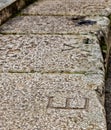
xmin=105 ymin=50 xmax=111 ymax=130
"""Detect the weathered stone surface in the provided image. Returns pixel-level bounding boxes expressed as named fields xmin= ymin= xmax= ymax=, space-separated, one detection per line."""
xmin=0 ymin=0 xmax=109 ymax=129
xmin=21 ymin=0 xmax=111 ymax=16
xmin=0 ymin=0 xmax=37 ymax=25
xmin=0 ymin=0 xmax=16 ymax=10
xmin=0 ymin=34 xmax=104 ymax=73
xmin=21 ymin=0 xmax=69 ymax=16
xmin=68 ymin=0 xmax=111 ymax=16
xmin=0 ymin=0 xmax=25 ymax=25
xmin=0 ymin=35 xmax=36 ymax=72
xmin=0 ymin=73 xmax=106 ymax=130
xmin=0 ymin=16 xmax=110 ymax=35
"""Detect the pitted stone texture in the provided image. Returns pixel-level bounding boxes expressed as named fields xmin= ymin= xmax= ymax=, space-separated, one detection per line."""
xmin=21 ymin=0 xmax=69 ymax=16
xmin=35 ymin=35 xmax=104 ymax=73
xmin=0 ymin=16 xmax=110 ymax=35
xmin=0 ymin=35 xmax=37 ymax=72
xmin=21 ymin=0 xmax=111 ymax=16
xmin=0 ymin=73 xmax=106 ymax=130
xmin=0 ymin=35 xmax=104 ymax=73
xmin=68 ymin=0 xmax=111 ymax=16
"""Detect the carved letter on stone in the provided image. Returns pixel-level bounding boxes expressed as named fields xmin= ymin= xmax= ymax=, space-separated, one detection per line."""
xmin=61 ymin=44 xmax=75 ymax=51
xmin=47 ymin=97 xmax=89 ymax=110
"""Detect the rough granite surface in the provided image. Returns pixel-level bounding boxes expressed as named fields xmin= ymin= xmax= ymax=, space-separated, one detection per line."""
xmin=21 ymin=0 xmax=111 ymax=16
xmin=0 ymin=74 xmax=106 ymax=130
xmin=0 ymin=35 xmax=104 ymax=73
xmin=0 ymin=16 xmax=110 ymax=35
xmin=0 ymin=0 xmax=111 ymax=130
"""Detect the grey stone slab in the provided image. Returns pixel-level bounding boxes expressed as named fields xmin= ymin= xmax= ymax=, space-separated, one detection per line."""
xmin=35 ymin=35 xmax=104 ymax=74
xmin=0 ymin=0 xmax=37 ymax=25
xmin=21 ymin=0 xmax=111 ymax=16
xmin=0 ymin=0 xmax=25 ymax=25
xmin=21 ymin=0 xmax=69 ymax=16
xmin=0 ymin=73 xmax=106 ymax=130
xmin=0 ymin=16 xmax=110 ymax=36
xmin=68 ymin=0 xmax=111 ymax=16
xmin=0 ymin=35 xmax=37 ymax=72
xmin=0 ymin=0 xmax=16 ymax=10
xmin=0 ymin=34 xmax=104 ymax=73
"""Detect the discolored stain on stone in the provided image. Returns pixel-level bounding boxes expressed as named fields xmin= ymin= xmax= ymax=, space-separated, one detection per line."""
xmin=76 ymin=20 xmax=97 ymax=26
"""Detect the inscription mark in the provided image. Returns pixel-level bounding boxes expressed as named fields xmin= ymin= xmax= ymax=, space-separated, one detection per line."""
xmin=47 ymin=97 xmax=89 ymax=110
xmin=61 ymin=44 xmax=76 ymax=51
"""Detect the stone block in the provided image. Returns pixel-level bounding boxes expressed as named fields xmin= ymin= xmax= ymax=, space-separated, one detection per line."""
xmin=21 ymin=0 xmax=111 ymax=16
xmin=0 ymin=73 xmax=106 ymax=130
xmin=0 ymin=35 xmax=104 ymax=73
xmin=0 ymin=16 xmax=110 ymax=36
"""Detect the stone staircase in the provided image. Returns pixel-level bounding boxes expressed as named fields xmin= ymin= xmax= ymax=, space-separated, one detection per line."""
xmin=0 ymin=0 xmax=111 ymax=129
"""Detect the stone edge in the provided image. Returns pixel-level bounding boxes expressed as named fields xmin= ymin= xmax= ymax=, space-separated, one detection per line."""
xmin=0 ymin=0 xmax=37 ymax=25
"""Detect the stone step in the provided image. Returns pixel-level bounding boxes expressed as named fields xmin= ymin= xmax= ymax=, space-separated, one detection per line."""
xmin=21 ymin=0 xmax=111 ymax=16
xmin=0 ymin=15 xmax=110 ymax=35
xmin=0 ymin=73 xmax=106 ymax=130
xmin=0 ymin=0 xmax=110 ymax=130
xmin=0 ymin=0 xmax=36 ymax=25
xmin=0 ymin=34 xmax=104 ymax=73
